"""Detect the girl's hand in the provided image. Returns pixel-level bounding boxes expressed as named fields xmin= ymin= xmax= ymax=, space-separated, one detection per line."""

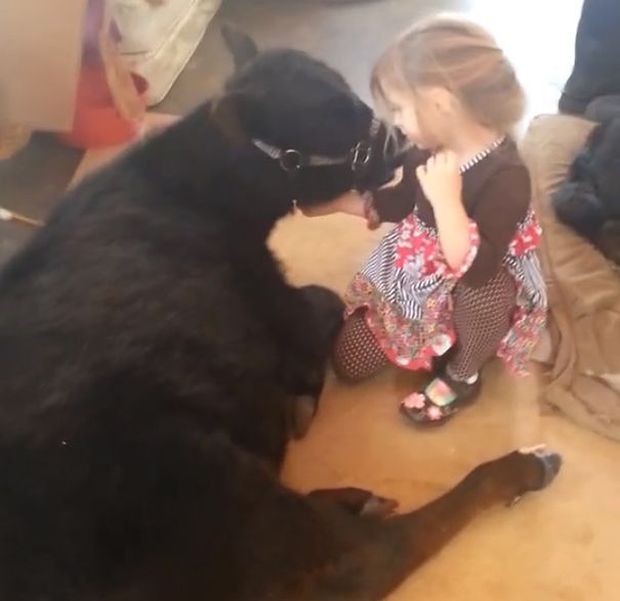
xmin=415 ymin=151 xmax=462 ymax=209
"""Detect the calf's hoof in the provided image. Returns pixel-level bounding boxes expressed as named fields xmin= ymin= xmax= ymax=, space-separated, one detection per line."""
xmin=508 ymin=445 xmax=563 ymax=506
xmin=518 ymin=445 xmax=563 ymax=491
xmin=359 ymin=494 xmax=399 ymax=518
xmin=309 ymin=487 xmax=399 ymax=518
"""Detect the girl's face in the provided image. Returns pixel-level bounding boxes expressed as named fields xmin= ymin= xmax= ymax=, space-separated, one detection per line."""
xmin=381 ymin=81 xmax=454 ymax=151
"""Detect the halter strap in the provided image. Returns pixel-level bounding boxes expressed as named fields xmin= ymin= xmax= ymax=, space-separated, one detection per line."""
xmin=251 ymin=117 xmax=382 ymax=173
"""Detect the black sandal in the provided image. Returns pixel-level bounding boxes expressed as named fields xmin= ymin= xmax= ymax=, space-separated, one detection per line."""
xmin=399 ymin=372 xmax=481 ymax=426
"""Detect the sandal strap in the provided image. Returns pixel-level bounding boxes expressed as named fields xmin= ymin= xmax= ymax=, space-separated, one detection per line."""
xmin=425 ymin=377 xmax=459 ymax=408
xmin=439 ymin=371 xmax=481 ymax=402
xmin=401 ymin=375 xmax=481 ymax=423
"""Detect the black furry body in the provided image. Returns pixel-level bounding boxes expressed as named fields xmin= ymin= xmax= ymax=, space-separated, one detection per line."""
xmin=0 ymin=35 xmax=405 ymax=600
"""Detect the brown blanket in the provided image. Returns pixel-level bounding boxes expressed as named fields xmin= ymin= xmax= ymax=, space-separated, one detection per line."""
xmin=521 ymin=114 xmax=620 ymax=441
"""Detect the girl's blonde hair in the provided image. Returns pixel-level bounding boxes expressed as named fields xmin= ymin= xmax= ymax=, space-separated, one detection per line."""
xmin=372 ymin=14 xmax=525 ymax=134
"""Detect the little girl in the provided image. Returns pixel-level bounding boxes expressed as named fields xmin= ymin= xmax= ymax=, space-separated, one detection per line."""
xmin=305 ymin=15 xmax=546 ymax=426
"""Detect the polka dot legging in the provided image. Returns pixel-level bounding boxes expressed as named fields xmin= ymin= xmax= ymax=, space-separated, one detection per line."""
xmin=333 ymin=269 xmax=516 ymax=383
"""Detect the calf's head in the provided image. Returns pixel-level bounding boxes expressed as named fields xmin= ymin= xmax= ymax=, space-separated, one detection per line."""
xmin=214 ymin=26 xmax=407 ymax=215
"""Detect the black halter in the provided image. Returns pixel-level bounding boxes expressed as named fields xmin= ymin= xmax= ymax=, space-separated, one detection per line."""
xmin=251 ymin=117 xmax=382 ymax=174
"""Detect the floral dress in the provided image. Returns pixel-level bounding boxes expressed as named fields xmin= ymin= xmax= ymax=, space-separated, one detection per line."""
xmin=345 ymin=140 xmax=547 ymax=376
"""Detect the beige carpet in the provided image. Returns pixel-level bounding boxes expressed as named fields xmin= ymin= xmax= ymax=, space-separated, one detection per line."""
xmin=74 ymin=126 xmax=620 ymax=600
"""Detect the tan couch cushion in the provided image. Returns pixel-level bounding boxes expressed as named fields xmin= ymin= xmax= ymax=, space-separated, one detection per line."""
xmin=521 ymin=114 xmax=620 ymax=440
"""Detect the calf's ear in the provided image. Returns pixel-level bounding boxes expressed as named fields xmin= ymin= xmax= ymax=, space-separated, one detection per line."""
xmin=211 ymin=87 xmax=267 ymax=145
xmin=221 ymin=24 xmax=259 ymax=71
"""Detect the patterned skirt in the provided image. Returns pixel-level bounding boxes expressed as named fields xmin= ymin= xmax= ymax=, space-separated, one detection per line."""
xmin=345 ymin=209 xmax=547 ymax=376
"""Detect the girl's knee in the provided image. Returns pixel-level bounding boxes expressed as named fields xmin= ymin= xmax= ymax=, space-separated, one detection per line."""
xmin=331 ymin=341 xmax=372 ymax=384
xmin=331 ymin=328 xmax=386 ymax=383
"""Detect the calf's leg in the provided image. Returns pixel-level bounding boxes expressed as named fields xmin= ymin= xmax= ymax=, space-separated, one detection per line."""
xmin=112 ymin=440 xmax=560 ymax=601
xmin=286 ymin=286 xmax=345 ymax=439
xmin=304 ymin=447 xmax=561 ymax=601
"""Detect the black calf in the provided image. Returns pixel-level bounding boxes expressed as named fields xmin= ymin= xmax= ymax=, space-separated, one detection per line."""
xmin=0 ymin=28 xmax=560 ymax=601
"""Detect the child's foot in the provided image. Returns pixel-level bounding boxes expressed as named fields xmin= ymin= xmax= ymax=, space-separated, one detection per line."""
xmin=400 ymin=370 xmax=481 ymax=426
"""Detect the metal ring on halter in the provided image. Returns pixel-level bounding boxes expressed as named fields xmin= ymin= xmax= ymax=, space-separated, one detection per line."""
xmin=279 ymin=149 xmax=303 ymax=172
xmin=351 ymin=141 xmax=372 ymax=171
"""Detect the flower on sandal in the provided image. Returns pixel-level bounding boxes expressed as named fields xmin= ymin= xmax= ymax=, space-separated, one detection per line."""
xmin=402 ymin=393 xmax=426 ymax=410
xmin=426 ymin=405 xmax=444 ymax=421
